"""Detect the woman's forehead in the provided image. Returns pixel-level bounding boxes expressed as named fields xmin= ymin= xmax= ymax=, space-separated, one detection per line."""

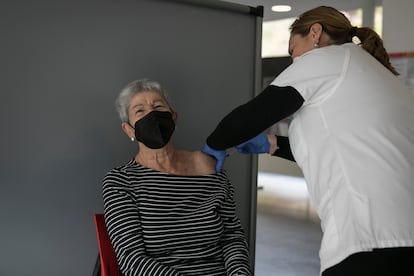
xmin=132 ymin=90 xmax=165 ymax=101
xmin=128 ymin=91 xmax=168 ymax=108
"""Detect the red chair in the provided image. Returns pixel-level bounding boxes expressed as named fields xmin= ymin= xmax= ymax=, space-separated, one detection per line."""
xmin=93 ymin=213 xmax=121 ymax=276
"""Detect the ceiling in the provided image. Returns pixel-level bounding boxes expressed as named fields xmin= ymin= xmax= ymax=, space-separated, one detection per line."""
xmin=222 ymin=0 xmax=383 ymax=21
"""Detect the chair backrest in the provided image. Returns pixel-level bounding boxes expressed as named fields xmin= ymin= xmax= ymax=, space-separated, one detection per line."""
xmin=93 ymin=213 xmax=120 ymax=276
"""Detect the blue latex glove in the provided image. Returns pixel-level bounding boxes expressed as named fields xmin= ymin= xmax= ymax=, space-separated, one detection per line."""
xmin=236 ymin=133 xmax=270 ymax=154
xmin=202 ymin=144 xmax=227 ymax=173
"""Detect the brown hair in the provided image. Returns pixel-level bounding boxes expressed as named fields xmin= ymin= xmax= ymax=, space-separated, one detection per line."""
xmin=290 ymin=6 xmax=399 ymax=75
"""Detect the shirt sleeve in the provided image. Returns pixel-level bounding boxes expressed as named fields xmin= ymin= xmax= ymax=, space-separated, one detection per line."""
xmin=273 ymin=135 xmax=295 ymax=162
xmin=206 ymin=85 xmax=304 ymax=150
xmin=102 ymin=169 xmax=181 ymax=276
xmin=218 ymin=175 xmax=252 ymax=276
xmin=271 ymin=46 xmax=345 ymax=104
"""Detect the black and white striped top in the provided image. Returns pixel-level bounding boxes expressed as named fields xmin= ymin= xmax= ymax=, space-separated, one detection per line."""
xmin=103 ymin=159 xmax=251 ymax=276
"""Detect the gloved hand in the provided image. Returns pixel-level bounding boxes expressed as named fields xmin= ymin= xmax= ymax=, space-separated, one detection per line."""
xmin=236 ymin=133 xmax=270 ymax=154
xmin=202 ymin=144 xmax=227 ymax=173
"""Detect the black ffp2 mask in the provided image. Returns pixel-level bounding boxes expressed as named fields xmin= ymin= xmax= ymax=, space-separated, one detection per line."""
xmin=133 ymin=111 xmax=175 ymax=149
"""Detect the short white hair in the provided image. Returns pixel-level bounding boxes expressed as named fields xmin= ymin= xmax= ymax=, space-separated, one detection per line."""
xmin=115 ymin=79 xmax=170 ymax=122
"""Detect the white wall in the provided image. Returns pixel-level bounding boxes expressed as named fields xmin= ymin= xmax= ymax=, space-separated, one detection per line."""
xmin=382 ymin=0 xmax=414 ymax=52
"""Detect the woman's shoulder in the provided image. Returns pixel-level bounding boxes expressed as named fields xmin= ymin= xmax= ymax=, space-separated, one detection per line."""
xmin=184 ymin=150 xmax=217 ymax=175
xmin=103 ymin=159 xmax=137 ymax=185
xmin=106 ymin=159 xmax=136 ymax=174
xmin=195 ymin=149 xmax=217 ymax=164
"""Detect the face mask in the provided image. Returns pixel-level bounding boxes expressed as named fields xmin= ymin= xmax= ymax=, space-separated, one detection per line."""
xmin=133 ymin=111 xmax=175 ymax=149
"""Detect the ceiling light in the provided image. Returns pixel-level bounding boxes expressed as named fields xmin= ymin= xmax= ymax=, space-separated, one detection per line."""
xmin=271 ymin=5 xmax=292 ymax=12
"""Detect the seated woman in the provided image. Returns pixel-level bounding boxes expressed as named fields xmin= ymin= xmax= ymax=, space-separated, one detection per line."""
xmin=102 ymin=79 xmax=252 ymax=276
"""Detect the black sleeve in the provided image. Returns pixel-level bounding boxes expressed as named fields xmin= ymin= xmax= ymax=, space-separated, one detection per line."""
xmin=206 ymin=85 xmax=304 ymax=150
xmin=273 ymin=135 xmax=295 ymax=162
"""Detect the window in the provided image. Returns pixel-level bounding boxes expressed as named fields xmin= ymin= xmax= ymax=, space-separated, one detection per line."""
xmin=262 ymin=7 xmax=383 ymax=58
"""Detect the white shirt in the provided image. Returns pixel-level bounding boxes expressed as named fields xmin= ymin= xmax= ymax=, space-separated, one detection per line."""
xmin=271 ymin=43 xmax=414 ymax=273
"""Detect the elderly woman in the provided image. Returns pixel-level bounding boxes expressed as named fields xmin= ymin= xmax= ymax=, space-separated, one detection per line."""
xmin=102 ymin=79 xmax=251 ymax=276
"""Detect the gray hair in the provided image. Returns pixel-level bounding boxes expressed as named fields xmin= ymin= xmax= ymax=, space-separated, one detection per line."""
xmin=115 ymin=79 xmax=170 ymax=122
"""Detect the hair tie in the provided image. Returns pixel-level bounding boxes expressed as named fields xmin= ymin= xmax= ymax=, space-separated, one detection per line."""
xmin=350 ymin=26 xmax=358 ymax=37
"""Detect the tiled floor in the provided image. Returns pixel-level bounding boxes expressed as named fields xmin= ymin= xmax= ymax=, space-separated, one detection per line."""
xmin=254 ymin=172 xmax=323 ymax=276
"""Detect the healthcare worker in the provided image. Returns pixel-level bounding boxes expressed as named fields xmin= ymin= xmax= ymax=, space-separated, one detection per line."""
xmin=202 ymin=6 xmax=414 ymax=276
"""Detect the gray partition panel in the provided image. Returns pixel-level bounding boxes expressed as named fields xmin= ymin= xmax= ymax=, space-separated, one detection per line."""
xmin=0 ymin=0 xmax=261 ymax=275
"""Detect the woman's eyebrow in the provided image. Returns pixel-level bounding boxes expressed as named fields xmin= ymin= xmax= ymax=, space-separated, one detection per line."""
xmin=152 ymin=99 xmax=168 ymax=106
xmin=130 ymin=103 xmax=144 ymax=110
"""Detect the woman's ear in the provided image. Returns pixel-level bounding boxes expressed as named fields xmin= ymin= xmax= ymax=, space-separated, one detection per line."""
xmin=310 ymin=23 xmax=323 ymax=41
xmin=121 ymin=122 xmax=135 ymax=140
xmin=172 ymin=110 xmax=178 ymax=123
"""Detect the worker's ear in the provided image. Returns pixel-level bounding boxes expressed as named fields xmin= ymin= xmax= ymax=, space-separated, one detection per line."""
xmin=309 ymin=23 xmax=323 ymax=42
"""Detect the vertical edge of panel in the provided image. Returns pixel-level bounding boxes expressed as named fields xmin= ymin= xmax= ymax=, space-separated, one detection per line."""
xmin=249 ymin=9 xmax=263 ymax=272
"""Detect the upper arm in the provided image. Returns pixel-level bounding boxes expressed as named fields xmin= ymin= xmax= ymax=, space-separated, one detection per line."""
xmin=102 ymin=170 xmax=181 ymax=275
xmin=193 ymin=151 xmax=217 ymax=175
xmin=207 ymin=85 xmax=304 ymax=150
xmin=271 ymin=47 xmax=346 ymax=104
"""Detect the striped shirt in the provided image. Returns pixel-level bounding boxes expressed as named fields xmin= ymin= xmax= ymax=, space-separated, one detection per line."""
xmin=103 ymin=159 xmax=251 ymax=276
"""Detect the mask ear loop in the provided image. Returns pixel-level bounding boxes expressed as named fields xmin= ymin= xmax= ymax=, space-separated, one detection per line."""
xmin=127 ymin=121 xmax=136 ymax=142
